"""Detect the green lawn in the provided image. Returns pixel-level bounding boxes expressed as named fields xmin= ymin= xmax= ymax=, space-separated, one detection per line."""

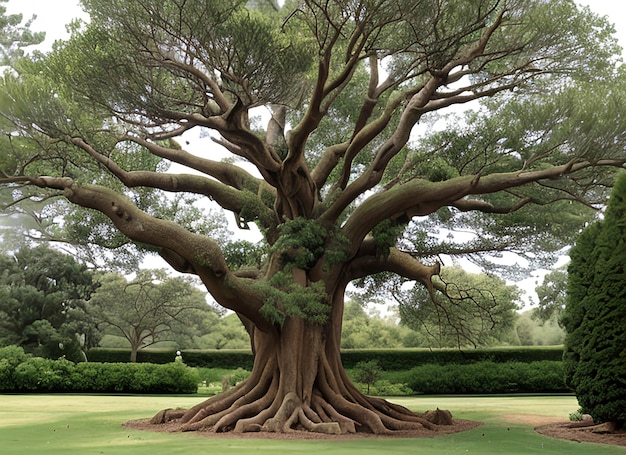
xmin=0 ymin=394 xmax=624 ymax=454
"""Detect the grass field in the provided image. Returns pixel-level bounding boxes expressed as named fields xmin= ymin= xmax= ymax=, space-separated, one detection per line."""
xmin=0 ymin=394 xmax=624 ymax=454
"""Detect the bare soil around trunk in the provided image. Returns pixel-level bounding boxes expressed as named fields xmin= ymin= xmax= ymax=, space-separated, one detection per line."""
xmin=124 ymin=413 xmax=626 ymax=446
xmin=504 ymin=414 xmax=626 ymax=447
xmin=123 ymin=416 xmax=482 ymax=440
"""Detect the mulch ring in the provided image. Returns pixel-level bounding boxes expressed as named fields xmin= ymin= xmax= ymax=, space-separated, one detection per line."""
xmin=536 ymin=420 xmax=626 ymax=447
xmin=122 ymin=417 xmax=482 ymax=440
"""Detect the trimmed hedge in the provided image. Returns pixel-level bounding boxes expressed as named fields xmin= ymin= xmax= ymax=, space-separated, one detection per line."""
xmin=401 ymin=361 xmax=570 ymax=394
xmin=1 ymin=347 xmax=198 ymax=393
xmin=86 ymin=348 xmax=178 ymax=364
xmin=340 ymin=347 xmax=565 ymax=370
xmin=87 ymin=346 xmax=564 ymax=370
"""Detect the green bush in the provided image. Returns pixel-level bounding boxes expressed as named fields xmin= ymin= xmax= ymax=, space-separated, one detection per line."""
xmin=0 ymin=349 xmax=198 ymax=394
xmin=87 ymin=347 xmax=565 ymax=371
xmin=404 ymin=361 xmax=569 ymax=394
xmin=0 ymin=346 xmax=31 ymax=391
xmin=86 ymin=348 xmax=177 ymax=364
xmin=178 ymin=350 xmax=254 ymax=369
xmin=340 ymin=347 xmax=565 ymax=370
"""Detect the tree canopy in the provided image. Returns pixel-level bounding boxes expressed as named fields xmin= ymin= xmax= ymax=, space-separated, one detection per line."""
xmin=1 ymin=0 xmax=625 ymax=436
xmin=0 ymin=244 xmax=98 ymax=361
xmin=0 ymin=1 xmax=45 ymax=66
xmin=88 ymin=269 xmax=215 ymax=361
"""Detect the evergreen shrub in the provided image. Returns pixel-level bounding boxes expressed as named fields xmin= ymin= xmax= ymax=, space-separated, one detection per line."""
xmin=86 ymin=346 xmax=564 ymax=372
xmin=0 ymin=348 xmax=198 ymax=393
xmin=403 ymin=361 xmax=569 ymax=394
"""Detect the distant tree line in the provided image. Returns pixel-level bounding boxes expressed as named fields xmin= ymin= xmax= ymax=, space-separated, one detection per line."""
xmin=0 ymin=244 xmax=564 ymax=362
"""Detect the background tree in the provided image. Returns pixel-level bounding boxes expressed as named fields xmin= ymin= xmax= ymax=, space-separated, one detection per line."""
xmin=534 ymin=265 xmax=568 ymax=323
xmin=341 ymin=299 xmax=420 ymax=349
xmin=0 ymin=245 xmax=99 ymax=361
xmin=191 ymin=312 xmax=251 ymax=350
xmin=396 ymin=267 xmax=521 ymax=347
xmin=87 ymin=269 xmax=214 ymax=362
xmin=1 ymin=0 xmax=626 ymax=435
xmin=562 ymin=172 xmax=626 ymax=431
xmin=512 ymin=310 xmax=565 ymax=346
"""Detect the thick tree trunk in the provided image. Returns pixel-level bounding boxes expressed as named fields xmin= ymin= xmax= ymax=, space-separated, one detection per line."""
xmin=150 ymin=315 xmax=451 ymax=434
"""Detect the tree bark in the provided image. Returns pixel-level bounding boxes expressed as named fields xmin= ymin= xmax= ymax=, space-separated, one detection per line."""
xmin=150 ymin=306 xmax=449 ymax=434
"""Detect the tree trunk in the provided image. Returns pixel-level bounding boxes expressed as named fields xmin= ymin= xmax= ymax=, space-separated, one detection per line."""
xmin=150 ymin=314 xmax=450 ymax=434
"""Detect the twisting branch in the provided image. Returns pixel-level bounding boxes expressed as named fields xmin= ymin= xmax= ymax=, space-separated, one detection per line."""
xmin=69 ymin=137 xmax=274 ymax=226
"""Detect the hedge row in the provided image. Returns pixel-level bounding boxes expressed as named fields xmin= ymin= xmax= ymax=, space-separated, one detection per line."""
xmin=398 ymin=361 xmax=570 ymax=394
xmin=87 ymin=346 xmax=564 ymax=370
xmin=0 ymin=347 xmax=198 ymax=393
xmin=340 ymin=347 xmax=565 ymax=370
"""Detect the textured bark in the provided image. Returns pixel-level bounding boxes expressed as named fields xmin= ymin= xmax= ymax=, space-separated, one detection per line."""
xmin=149 ymin=314 xmax=449 ymax=435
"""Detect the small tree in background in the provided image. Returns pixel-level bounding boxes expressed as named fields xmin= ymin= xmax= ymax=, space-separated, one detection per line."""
xmin=354 ymin=360 xmax=382 ymax=395
xmin=562 ymin=172 xmax=626 ymax=431
xmin=88 ymin=269 xmax=213 ymax=362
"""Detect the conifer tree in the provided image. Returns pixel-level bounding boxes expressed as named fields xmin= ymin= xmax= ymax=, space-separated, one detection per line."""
xmin=563 ymin=172 xmax=626 ymax=430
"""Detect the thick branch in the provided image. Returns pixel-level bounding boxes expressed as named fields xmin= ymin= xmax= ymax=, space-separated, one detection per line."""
xmin=130 ymin=136 xmax=263 ymax=192
xmin=342 ymin=158 xmax=626 ymax=253
xmin=70 ymin=137 xmax=274 ymax=227
xmin=17 ymin=175 xmax=273 ymax=330
xmin=346 ymin=244 xmax=440 ymax=298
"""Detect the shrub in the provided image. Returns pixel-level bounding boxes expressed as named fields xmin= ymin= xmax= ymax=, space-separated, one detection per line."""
xmin=0 ymin=346 xmax=30 ymax=391
xmin=404 ymin=361 xmax=569 ymax=394
xmin=1 ymin=352 xmax=198 ymax=394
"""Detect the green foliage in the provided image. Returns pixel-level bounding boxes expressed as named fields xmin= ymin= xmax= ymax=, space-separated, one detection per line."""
xmin=398 ymin=267 xmax=521 ymax=348
xmin=0 ymin=245 xmax=99 ymax=360
xmin=222 ymin=239 xmax=268 ymax=270
xmin=0 ymin=345 xmax=30 ymax=390
xmin=0 ymin=351 xmax=198 ymax=393
xmin=353 ymin=360 xmax=382 ymax=394
xmin=190 ymin=313 xmax=250 ymax=350
xmin=534 ymin=266 xmax=568 ymax=322
xmin=259 ymin=274 xmax=331 ymax=326
xmin=340 ymin=346 xmax=565 ymax=370
xmin=87 ymin=348 xmax=256 ymax=370
xmin=404 ymin=361 xmax=569 ymax=395
xmin=223 ymin=367 xmax=251 ymax=388
xmin=371 ymin=218 xmax=406 ymax=256
xmin=0 ymin=3 xmax=45 ymax=65
xmin=341 ymin=300 xmax=419 ymax=349
xmin=563 ymin=172 xmax=626 ymax=427
xmin=272 ymin=218 xmax=327 ymax=269
xmin=513 ymin=311 xmax=565 ymax=346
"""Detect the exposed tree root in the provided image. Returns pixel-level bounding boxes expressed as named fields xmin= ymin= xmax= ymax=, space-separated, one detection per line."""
xmin=149 ymin=319 xmax=454 ymax=436
xmin=149 ymin=372 xmax=452 ymax=435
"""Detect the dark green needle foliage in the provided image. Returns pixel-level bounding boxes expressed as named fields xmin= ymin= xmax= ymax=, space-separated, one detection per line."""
xmin=562 ymin=172 xmax=626 ymax=430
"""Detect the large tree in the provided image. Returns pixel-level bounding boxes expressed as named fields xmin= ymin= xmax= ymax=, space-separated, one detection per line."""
xmin=0 ymin=245 xmax=99 ymax=361
xmin=1 ymin=0 xmax=626 ymax=435
xmin=562 ymin=172 xmax=626 ymax=431
xmin=88 ymin=269 xmax=215 ymax=362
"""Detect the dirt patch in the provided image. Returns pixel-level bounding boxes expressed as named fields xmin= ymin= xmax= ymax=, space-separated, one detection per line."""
xmin=503 ymin=414 xmax=626 ymax=447
xmin=124 ymin=413 xmax=626 ymax=446
xmin=536 ymin=420 xmax=626 ymax=447
xmin=123 ymin=417 xmax=482 ymax=440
